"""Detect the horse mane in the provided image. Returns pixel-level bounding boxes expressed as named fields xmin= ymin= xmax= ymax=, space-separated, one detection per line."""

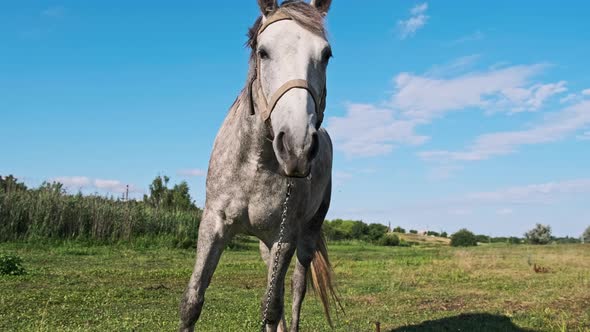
xmin=232 ymin=1 xmax=327 ymax=116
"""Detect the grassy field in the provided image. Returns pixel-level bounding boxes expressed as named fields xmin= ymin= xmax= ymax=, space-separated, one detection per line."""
xmin=0 ymin=241 xmax=589 ymax=332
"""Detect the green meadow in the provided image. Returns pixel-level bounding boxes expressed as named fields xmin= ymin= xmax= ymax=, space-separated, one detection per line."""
xmin=1 ymin=241 xmax=588 ymax=331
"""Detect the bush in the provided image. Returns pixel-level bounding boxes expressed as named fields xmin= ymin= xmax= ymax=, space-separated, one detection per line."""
xmin=450 ymin=229 xmax=478 ymax=247
xmin=583 ymin=226 xmax=590 ymax=243
xmin=440 ymin=232 xmax=448 ymax=238
xmin=525 ymin=224 xmax=552 ymax=245
xmin=475 ymin=235 xmax=490 ymax=243
xmin=409 ymin=230 xmax=418 ymax=234
xmin=323 ymin=220 xmax=389 ymax=244
xmin=380 ymin=233 xmax=400 ymax=246
xmin=393 ymin=226 xmax=406 ymax=234
xmin=0 ymin=254 xmax=26 ymax=276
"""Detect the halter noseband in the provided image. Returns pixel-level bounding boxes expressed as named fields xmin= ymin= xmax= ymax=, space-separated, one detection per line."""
xmin=251 ymin=11 xmax=327 ymax=131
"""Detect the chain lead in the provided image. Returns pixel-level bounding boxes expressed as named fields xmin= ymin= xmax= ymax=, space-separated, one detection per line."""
xmin=261 ymin=179 xmax=292 ymax=332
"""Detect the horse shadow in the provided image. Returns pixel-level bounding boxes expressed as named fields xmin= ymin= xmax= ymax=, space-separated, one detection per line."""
xmin=387 ymin=313 xmax=537 ymax=332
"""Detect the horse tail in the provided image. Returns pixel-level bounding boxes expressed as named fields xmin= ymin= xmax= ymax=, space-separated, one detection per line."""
xmin=308 ymin=235 xmax=343 ymax=327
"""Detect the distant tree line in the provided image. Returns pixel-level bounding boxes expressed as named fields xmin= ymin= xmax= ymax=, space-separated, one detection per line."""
xmin=449 ymin=224 xmax=585 ymax=247
xmin=0 ymin=174 xmax=201 ymax=247
xmin=2 ymin=174 xmax=587 ymax=247
xmin=322 ymin=219 xmax=389 ymax=243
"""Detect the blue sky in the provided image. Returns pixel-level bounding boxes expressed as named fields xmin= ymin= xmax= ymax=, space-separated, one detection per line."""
xmin=2 ymin=1 xmax=589 ymax=237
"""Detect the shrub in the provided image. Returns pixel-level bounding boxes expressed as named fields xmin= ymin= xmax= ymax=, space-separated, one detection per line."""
xmin=525 ymin=224 xmax=552 ymax=245
xmin=475 ymin=235 xmax=490 ymax=243
xmin=0 ymin=254 xmax=26 ymax=276
xmin=441 ymin=232 xmax=448 ymax=238
xmin=583 ymin=226 xmax=590 ymax=243
xmin=450 ymin=229 xmax=478 ymax=247
xmin=367 ymin=223 xmax=389 ymax=242
xmin=409 ymin=230 xmax=418 ymax=234
xmin=393 ymin=226 xmax=406 ymax=234
xmin=380 ymin=233 xmax=400 ymax=246
xmin=508 ymin=237 xmax=522 ymax=244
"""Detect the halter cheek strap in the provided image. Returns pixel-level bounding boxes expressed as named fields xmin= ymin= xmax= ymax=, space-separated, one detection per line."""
xmin=251 ymin=11 xmax=327 ymax=129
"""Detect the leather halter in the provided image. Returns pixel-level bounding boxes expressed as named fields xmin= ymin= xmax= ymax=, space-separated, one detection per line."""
xmin=251 ymin=11 xmax=327 ymax=130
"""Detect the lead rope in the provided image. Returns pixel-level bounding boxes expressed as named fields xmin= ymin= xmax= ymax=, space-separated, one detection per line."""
xmin=261 ymin=179 xmax=293 ymax=332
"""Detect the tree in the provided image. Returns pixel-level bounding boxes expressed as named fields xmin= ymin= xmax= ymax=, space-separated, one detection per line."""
xmin=450 ymin=229 xmax=478 ymax=247
xmin=367 ymin=223 xmax=389 ymax=242
xmin=144 ymin=175 xmax=197 ymax=211
xmin=583 ymin=226 xmax=590 ymax=243
xmin=393 ymin=226 xmax=406 ymax=234
xmin=146 ymin=175 xmax=170 ymax=209
xmin=351 ymin=221 xmax=369 ymax=240
xmin=475 ymin=234 xmax=490 ymax=243
xmin=170 ymin=181 xmax=194 ymax=211
xmin=525 ymin=224 xmax=552 ymax=245
xmin=441 ymin=231 xmax=448 ymax=238
xmin=0 ymin=175 xmax=27 ymax=193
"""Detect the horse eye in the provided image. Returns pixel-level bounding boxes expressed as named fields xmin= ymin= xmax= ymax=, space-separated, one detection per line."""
xmin=321 ymin=48 xmax=333 ymax=64
xmin=258 ymin=48 xmax=269 ymax=60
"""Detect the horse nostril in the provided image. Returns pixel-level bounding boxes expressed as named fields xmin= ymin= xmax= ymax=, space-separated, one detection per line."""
xmin=276 ymin=131 xmax=287 ymax=155
xmin=308 ymin=132 xmax=319 ymax=160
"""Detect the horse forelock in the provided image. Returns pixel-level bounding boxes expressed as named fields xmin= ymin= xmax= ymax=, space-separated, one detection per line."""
xmin=246 ymin=1 xmax=327 ymax=54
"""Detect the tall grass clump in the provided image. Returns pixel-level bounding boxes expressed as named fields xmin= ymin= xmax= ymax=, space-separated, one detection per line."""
xmin=0 ymin=175 xmax=201 ymax=246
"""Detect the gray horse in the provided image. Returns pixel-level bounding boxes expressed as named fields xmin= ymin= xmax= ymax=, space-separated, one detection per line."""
xmin=179 ymin=1 xmax=338 ymax=331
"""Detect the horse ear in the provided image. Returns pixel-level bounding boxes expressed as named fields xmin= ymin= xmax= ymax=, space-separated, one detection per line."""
xmin=258 ymin=0 xmax=278 ymax=17
xmin=310 ymin=0 xmax=332 ymax=15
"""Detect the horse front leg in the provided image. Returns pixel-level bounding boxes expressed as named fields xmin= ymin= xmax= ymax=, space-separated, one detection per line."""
xmin=262 ymin=241 xmax=296 ymax=332
xmin=289 ymin=234 xmax=318 ymax=332
xmin=179 ymin=212 xmax=232 ymax=332
xmin=260 ymin=241 xmax=288 ymax=332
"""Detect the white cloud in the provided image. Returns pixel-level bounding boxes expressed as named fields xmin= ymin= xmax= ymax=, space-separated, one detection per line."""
xmin=582 ymin=89 xmax=590 ymax=96
xmin=497 ymin=81 xmax=567 ymax=113
xmin=327 ymin=103 xmax=428 ymax=157
xmin=93 ymin=179 xmax=129 ymax=193
xmin=410 ymin=3 xmax=428 ymax=15
xmin=328 ymin=57 xmax=570 ymax=159
xmin=448 ymin=30 xmax=484 ymax=46
xmin=425 ymin=55 xmax=481 ymax=78
xmin=560 ymin=93 xmax=580 ymax=104
xmin=51 ymin=176 xmax=91 ymax=188
xmin=51 ymin=176 xmax=139 ymax=194
xmin=177 ymin=169 xmax=207 ymax=177
xmin=465 ymin=179 xmax=590 ymax=204
xmin=419 ymin=100 xmax=590 ymax=161
xmin=392 ymin=64 xmax=564 ymax=120
xmin=397 ymin=3 xmax=429 ymax=39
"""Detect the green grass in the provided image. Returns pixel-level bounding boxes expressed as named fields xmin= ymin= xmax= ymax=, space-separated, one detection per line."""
xmin=0 ymin=242 xmax=589 ymax=331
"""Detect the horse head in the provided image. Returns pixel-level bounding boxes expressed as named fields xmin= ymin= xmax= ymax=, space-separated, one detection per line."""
xmin=252 ymin=0 xmax=333 ymax=178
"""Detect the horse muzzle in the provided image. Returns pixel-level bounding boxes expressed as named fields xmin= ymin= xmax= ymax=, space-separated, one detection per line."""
xmin=273 ymin=129 xmax=319 ymax=178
